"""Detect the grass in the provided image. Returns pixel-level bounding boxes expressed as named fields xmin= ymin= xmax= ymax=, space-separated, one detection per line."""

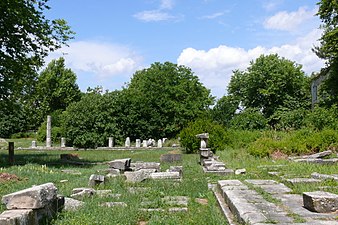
xmin=0 ymin=143 xmax=337 ymax=224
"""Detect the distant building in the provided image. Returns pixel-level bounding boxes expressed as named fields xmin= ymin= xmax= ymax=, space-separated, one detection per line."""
xmin=311 ymin=67 xmax=330 ymax=109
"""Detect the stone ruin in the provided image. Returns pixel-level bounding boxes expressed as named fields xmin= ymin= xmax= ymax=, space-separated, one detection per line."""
xmin=0 ymin=183 xmax=64 ymax=225
xmin=196 ymin=133 xmax=234 ymax=175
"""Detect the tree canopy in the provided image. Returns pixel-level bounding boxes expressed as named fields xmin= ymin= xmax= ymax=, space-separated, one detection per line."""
xmin=228 ymin=54 xmax=310 ymax=119
xmin=0 ymin=0 xmax=74 ymax=101
xmin=118 ymin=62 xmax=214 ymax=139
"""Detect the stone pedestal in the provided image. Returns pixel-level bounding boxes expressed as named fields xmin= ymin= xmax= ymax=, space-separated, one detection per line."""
xmin=31 ymin=141 xmax=37 ymax=148
xmin=135 ymin=139 xmax=141 ymax=148
xmin=125 ymin=137 xmax=130 ymax=148
xmin=157 ymin=139 xmax=162 ymax=148
xmin=60 ymin=138 xmax=66 ymax=148
xmin=142 ymin=140 xmax=147 ymax=148
xmin=108 ymin=137 xmax=114 ymax=148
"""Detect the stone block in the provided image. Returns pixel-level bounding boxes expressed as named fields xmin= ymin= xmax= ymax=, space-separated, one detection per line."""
xmin=100 ymin=202 xmax=127 ymax=207
xmin=130 ymin=162 xmax=160 ymax=171
xmin=303 ymin=191 xmax=338 ymax=213
xmin=167 ymin=166 xmax=183 ymax=176
xmin=235 ymin=168 xmax=246 ymax=175
xmin=286 ymin=178 xmax=321 ymax=185
xmin=70 ymin=188 xmax=96 ymax=199
xmin=108 ymin=158 xmax=131 ymax=170
xmin=124 ymin=169 xmax=156 ymax=183
xmin=64 ymin=197 xmax=84 ymax=211
xmin=150 ymin=172 xmax=181 ymax=180
xmin=0 ymin=209 xmax=36 ymax=225
xmin=160 ymin=154 xmax=182 ymax=163
xmin=88 ymin=174 xmax=105 ymax=187
xmin=2 ymin=183 xmax=57 ymax=210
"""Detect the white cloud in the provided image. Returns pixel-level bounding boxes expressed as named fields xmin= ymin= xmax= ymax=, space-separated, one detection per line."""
xmin=177 ymin=29 xmax=324 ymax=98
xmin=264 ymin=7 xmax=317 ymax=32
xmin=160 ymin=0 xmax=174 ymax=10
xmin=200 ymin=12 xmax=224 ymax=20
xmin=46 ymin=40 xmax=143 ymax=91
xmin=262 ymin=0 xmax=284 ymax=11
xmin=134 ymin=10 xmax=175 ymax=22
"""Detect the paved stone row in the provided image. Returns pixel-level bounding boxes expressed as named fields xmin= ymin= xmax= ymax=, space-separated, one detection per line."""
xmin=215 ymin=179 xmax=338 ymax=225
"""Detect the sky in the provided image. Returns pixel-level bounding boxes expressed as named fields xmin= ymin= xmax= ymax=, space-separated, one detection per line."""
xmin=45 ymin=0 xmax=324 ymax=98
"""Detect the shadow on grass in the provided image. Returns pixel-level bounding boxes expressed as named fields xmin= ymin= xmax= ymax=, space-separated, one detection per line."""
xmin=0 ymin=152 xmax=100 ymax=169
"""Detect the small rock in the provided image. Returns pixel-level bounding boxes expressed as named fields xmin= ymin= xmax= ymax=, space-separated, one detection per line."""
xmin=235 ymin=168 xmax=246 ymax=175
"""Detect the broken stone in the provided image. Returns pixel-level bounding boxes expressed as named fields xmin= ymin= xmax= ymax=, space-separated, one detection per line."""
xmin=128 ymin=187 xmax=150 ymax=194
xmin=0 ymin=209 xmax=35 ymax=225
xmin=96 ymin=190 xmax=113 ymax=198
xmin=162 ymin=196 xmax=189 ymax=206
xmin=130 ymin=162 xmax=160 ymax=171
xmin=70 ymin=188 xmax=96 ymax=199
xmin=2 ymin=183 xmax=57 ymax=210
xmin=136 ymin=139 xmax=141 ymax=148
xmin=100 ymin=202 xmax=127 ymax=207
xmin=149 ymin=172 xmax=181 ymax=180
xmin=64 ymin=197 xmax=84 ymax=211
xmin=303 ymin=191 xmax=338 ymax=213
xmin=311 ymin=172 xmax=338 ymax=181
xmin=88 ymin=174 xmax=105 ymax=187
xmin=160 ymin=154 xmax=182 ymax=163
xmin=60 ymin=169 xmax=81 ymax=175
xmin=307 ymin=150 xmax=332 ymax=159
xmin=286 ymin=178 xmax=321 ymax=185
xmin=108 ymin=158 xmax=131 ymax=171
xmin=167 ymin=166 xmax=183 ymax=176
xmin=195 ymin=198 xmax=208 ymax=205
xmin=124 ymin=169 xmax=156 ymax=183
xmin=168 ymin=207 xmax=188 ymax=213
xmin=235 ymin=168 xmax=246 ymax=175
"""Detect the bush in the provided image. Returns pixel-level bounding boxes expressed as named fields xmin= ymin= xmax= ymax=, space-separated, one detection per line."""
xmin=247 ymin=128 xmax=338 ymax=157
xmin=179 ymin=119 xmax=228 ymax=154
xmin=10 ymin=131 xmax=36 ymax=139
xmin=230 ymin=108 xmax=268 ymax=130
xmin=270 ymin=108 xmax=308 ymax=130
xmin=225 ymin=129 xmax=262 ymax=149
xmin=305 ymin=105 xmax=338 ymax=130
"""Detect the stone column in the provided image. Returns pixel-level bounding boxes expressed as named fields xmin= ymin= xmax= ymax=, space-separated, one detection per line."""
xmin=60 ymin=138 xmax=66 ymax=148
xmin=135 ymin=139 xmax=141 ymax=148
xmin=125 ymin=137 xmax=130 ymax=148
xmin=157 ymin=139 xmax=163 ymax=148
xmin=142 ymin=140 xmax=147 ymax=148
xmin=31 ymin=141 xmax=37 ymax=148
xmin=46 ymin=115 xmax=52 ymax=147
xmin=108 ymin=137 xmax=114 ymax=148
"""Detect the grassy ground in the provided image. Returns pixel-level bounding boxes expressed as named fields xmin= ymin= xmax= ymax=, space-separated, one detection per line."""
xmin=0 ymin=145 xmax=337 ymax=224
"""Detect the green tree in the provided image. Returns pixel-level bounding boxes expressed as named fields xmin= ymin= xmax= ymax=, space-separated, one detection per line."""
xmin=314 ymin=0 xmax=338 ymax=106
xmin=119 ymin=62 xmax=214 ymax=139
xmin=30 ymin=57 xmax=81 ymax=127
xmin=0 ymin=0 xmax=74 ymax=136
xmin=61 ymin=91 xmax=122 ymax=148
xmin=212 ymin=95 xmax=239 ymax=127
xmin=228 ymin=54 xmax=310 ymax=119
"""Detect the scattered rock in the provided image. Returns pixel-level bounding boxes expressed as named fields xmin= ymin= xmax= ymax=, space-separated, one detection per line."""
xmin=160 ymin=154 xmax=182 ymax=163
xmin=124 ymin=169 xmax=156 ymax=183
xmin=88 ymin=174 xmax=105 ymax=187
xmin=303 ymin=191 xmax=338 ymax=213
xmin=235 ymin=168 xmax=246 ymax=175
xmin=108 ymin=158 xmax=131 ymax=171
xmin=195 ymin=198 xmax=208 ymax=205
xmin=70 ymin=188 xmax=96 ymax=199
xmin=100 ymin=202 xmax=127 ymax=207
xmin=64 ymin=197 xmax=84 ymax=211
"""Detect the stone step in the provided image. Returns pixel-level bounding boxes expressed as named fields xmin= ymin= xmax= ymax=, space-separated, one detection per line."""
xmin=213 ymin=179 xmax=338 ymax=225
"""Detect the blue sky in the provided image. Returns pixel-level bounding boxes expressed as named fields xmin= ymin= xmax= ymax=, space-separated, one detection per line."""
xmin=46 ymin=0 xmax=324 ymax=98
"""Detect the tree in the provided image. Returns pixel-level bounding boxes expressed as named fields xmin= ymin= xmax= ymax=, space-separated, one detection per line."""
xmin=61 ymin=91 xmax=122 ymax=148
xmin=119 ymin=62 xmax=214 ymax=139
xmin=212 ymin=95 xmax=239 ymax=127
xmin=0 ymin=0 xmax=74 ymax=136
xmin=314 ymin=0 xmax=338 ymax=106
xmin=30 ymin=57 xmax=82 ymax=128
xmin=228 ymin=54 xmax=310 ymax=119
xmin=0 ymin=0 xmax=74 ymax=100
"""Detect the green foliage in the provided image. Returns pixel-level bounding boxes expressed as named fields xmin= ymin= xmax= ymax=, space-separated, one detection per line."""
xmin=248 ymin=129 xmax=338 ymax=157
xmin=0 ymin=101 xmax=27 ymax=137
xmin=225 ymin=129 xmax=262 ymax=149
xmin=28 ymin=57 xmax=82 ymax=128
xmin=270 ymin=108 xmax=308 ymax=130
xmin=230 ymin=108 xmax=268 ymax=130
xmin=304 ymin=105 xmax=338 ymax=130
xmin=179 ymin=119 xmax=228 ymax=154
xmin=118 ymin=62 xmax=214 ymax=140
xmin=61 ymin=91 xmax=123 ymax=148
xmin=0 ymin=0 xmax=74 ymax=108
xmin=212 ymin=95 xmax=239 ymax=126
xmin=228 ymin=54 xmax=310 ymax=118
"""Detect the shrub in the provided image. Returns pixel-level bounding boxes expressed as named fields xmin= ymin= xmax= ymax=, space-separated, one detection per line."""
xmin=179 ymin=119 xmax=228 ymax=154
xmin=305 ymin=105 xmax=338 ymax=130
xmin=230 ymin=108 xmax=268 ymax=130
xmin=270 ymin=108 xmax=308 ymax=130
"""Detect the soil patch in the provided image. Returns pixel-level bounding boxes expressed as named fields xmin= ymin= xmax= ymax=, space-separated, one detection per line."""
xmin=0 ymin=172 xmax=20 ymax=183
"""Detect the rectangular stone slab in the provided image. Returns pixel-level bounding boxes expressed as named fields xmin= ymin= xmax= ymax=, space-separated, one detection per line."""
xmin=0 ymin=209 xmax=36 ymax=225
xmin=2 ymin=183 xmax=57 ymax=209
xmin=303 ymin=191 xmax=338 ymax=213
